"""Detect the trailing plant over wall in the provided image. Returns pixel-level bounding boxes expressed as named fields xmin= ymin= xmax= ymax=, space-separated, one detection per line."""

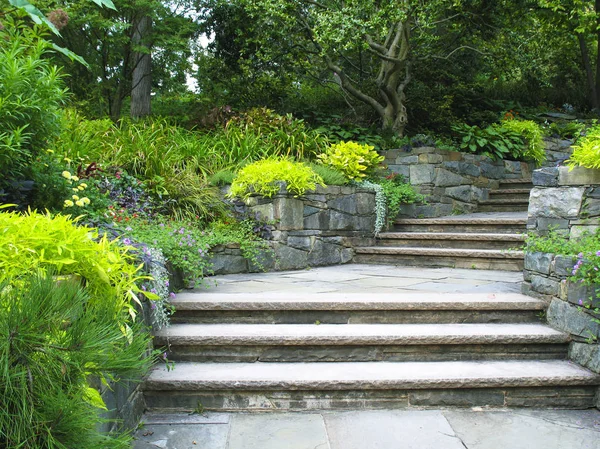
xmin=500 ymin=119 xmax=546 ymax=165
xmin=356 ymin=180 xmax=386 ymax=236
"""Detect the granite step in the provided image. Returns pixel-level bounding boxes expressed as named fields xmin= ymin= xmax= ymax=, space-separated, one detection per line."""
xmin=376 ymin=232 xmax=525 ymax=250
xmin=477 ymin=198 xmax=530 ymax=213
xmin=353 ymin=247 xmax=525 ymax=271
xmin=169 ymin=292 xmax=545 ymax=324
xmin=489 ymin=189 xmax=531 ymax=201
xmin=143 ymin=360 xmax=600 ymax=411
xmin=392 ymin=217 xmax=527 ymax=234
xmin=156 ymin=323 xmax=569 ymax=362
xmin=498 ymin=179 xmax=533 ymax=190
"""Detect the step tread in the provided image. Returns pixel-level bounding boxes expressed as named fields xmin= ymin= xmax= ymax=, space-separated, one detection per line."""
xmin=155 ymin=323 xmax=569 ymax=345
xmin=354 ymin=247 xmax=524 ymax=259
xmin=171 ymin=292 xmax=545 ymax=311
xmin=478 ymin=198 xmax=530 ymax=205
xmin=499 ymin=178 xmax=532 ymax=184
xmin=394 ymin=217 xmax=527 ymax=226
xmin=377 ymin=232 xmax=526 ymax=241
xmin=144 ymin=360 xmax=600 ymax=390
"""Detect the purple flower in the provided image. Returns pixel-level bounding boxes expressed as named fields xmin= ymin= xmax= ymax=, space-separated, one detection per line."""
xmin=162 ymin=352 xmax=168 ymax=359
xmin=578 ymin=252 xmax=584 ymax=259
xmin=150 ymin=301 xmax=157 ymax=310
xmin=578 ymin=299 xmax=584 ymax=305
xmin=596 ymin=251 xmax=600 ymax=257
xmin=126 ymin=226 xmax=133 ymax=231
xmin=150 ymin=288 xmax=157 ymax=294
xmin=169 ymin=292 xmax=176 ymax=299
xmin=141 ymin=285 xmax=146 ymax=291
xmin=159 ymin=223 xmax=165 ymax=227
xmin=165 ymin=280 xmax=170 ymax=287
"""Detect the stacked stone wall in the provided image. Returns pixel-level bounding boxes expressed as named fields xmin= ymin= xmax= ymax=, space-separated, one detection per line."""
xmin=206 ymin=185 xmax=376 ymax=275
xmin=382 ymin=147 xmax=534 ymax=218
xmin=524 ymin=166 xmax=600 ymax=408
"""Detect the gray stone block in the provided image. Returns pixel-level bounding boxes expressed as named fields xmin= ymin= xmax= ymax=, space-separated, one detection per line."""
xmin=528 ymin=187 xmax=584 ymax=218
xmin=504 ymin=160 xmax=522 ymax=174
xmin=329 ymin=210 xmax=356 ymax=230
xmin=457 ymin=162 xmax=481 ymax=177
xmin=554 ymin=255 xmax=575 ymax=277
xmin=524 ymin=252 xmax=553 ymax=275
xmin=274 ymin=197 xmax=304 ymax=230
xmin=287 ymin=236 xmax=312 ymax=251
xmin=387 ymin=165 xmax=410 ymax=179
xmin=410 ymin=389 xmax=505 ymax=407
xmin=582 ymin=198 xmax=600 ymax=217
xmin=480 ymin=162 xmax=505 ymax=179
xmin=303 ymin=205 xmax=321 ymax=217
xmin=533 ymin=167 xmax=559 ymax=187
xmin=534 ymin=218 xmax=570 ymax=232
xmin=329 ymin=194 xmax=357 ymax=214
xmin=410 ymin=164 xmax=435 ymax=184
xmin=307 ymin=239 xmax=343 ymax=266
xmin=530 ymin=274 xmax=560 ymax=296
xmin=547 ymin=299 xmax=600 ymax=340
xmin=274 ymin=244 xmax=308 ymax=271
xmin=559 ymin=166 xmax=600 ymax=185
xmin=569 ymin=342 xmax=600 ymax=373
xmin=566 ymin=281 xmax=600 ymax=309
xmin=434 ymin=168 xmax=468 ymax=187
xmin=210 ymin=254 xmax=248 ymax=275
xmin=586 ymin=186 xmax=600 ymax=199
xmin=303 ymin=210 xmax=329 ymax=229
xmin=355 ymin=192 xmax=375 ymax=215
xmin=398 ymin=155 xmax=419 ymax=164
xmin=248 ymin=249 xmax=276 ymax=272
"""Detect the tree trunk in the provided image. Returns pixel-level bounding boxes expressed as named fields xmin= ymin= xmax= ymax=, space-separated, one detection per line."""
xmin=595 ymin=0 xmax=600 ymax=111
xmin=130 ymin=15 xmax=152 ymax=119
xmin=577 ymin=34 xmax=597 ymax=109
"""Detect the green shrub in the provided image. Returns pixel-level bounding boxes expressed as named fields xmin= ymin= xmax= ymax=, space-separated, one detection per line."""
xmin=451 ymin=123 xmax=524 ymax=160
xmin=0 ymin=18 xmax=67 ymax=205
xmin=307 ymin=163 xmax=349 ymax=185
xmin=567 ymin=125 xmax=600 ymax=169
xmin=500 ymin=119 xmax=546 ymax=166
xmin=0 ymin=272 xmax=152 ymax=448
xmin=549 ymin=121 xmax=585 ymax=140
xmin=209 ymin=169 xmax=237 ymax=186
xmin=379 ymin=174 xmax=425 ymax=224
xmin=0 ymin=209 xmax=147 ymax=325
xmin=317 ymin=141 xmax=385 ymax=180
xmin=229 ymin=159 xmax=324 ymax=199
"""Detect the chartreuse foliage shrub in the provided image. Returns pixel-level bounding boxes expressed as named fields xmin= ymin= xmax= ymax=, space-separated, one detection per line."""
xmin=0 ymin=208 xmax=149 ymax=325
xmin=229 ymin=159 xmax=324 ymax=199
xmin=568 ymin=125 xmax=600 ymax=169
xmin=317 ymin=141 xmax=385 ymax=180
xmin=0 ymin=210 xmax=155 ymax=447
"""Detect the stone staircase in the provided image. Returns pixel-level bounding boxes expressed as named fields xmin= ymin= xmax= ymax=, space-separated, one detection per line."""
xmin=354 ymin=178 xmax=533 ymax=271
xmin=142 ymin=290 xmax=600 ymax=411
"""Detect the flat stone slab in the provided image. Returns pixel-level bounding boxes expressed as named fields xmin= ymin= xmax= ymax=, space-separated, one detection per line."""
xmin=144 ymin=360 xmax=600 ymax=390
xmin=171 ymin=292 xmax=545 ymax=311
xmin=395 ymin=212 xmax=527 ymax=224
xmin=133 ymin=420 xmax=229 ymax=449
xmin=227 ymin=413 xmax=329 ymax=449
xmin=354 ymin=247 xmax=524 ymax=259
xmin=325 ymin=410 xmax=466 ymax=449
xmin=445 ymin=409 xmax=600 ymax=449
xmin=155 ymin=323 xmax=569 ymax=346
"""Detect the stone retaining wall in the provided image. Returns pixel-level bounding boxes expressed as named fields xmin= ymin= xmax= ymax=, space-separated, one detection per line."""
xmin=382 ymin=147 xmax=534 ymax=218
xmin=208 ymin=185 xmax=376 ymax=274
xmin=524 ymin=165 xmax=600 ymax=408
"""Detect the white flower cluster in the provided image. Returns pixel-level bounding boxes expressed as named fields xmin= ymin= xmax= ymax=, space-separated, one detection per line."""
xmin=356 ymin=180 xmax=386 ymax=236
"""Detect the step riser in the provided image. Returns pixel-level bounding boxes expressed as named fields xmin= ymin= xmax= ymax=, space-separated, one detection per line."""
xmin=353 ymin=254 xmax=524 ymax=271
xmin=392 ymin=224 xmax=526 ymax=233
xmin=477 ymin=205 xmax=529 ymax=213
xmin=144 ymin=386 xmax=598 ymax=411
xmin=498 ymin=182 xmax=533 ymax=190
xmin=171 ymin=310 xmax=544 ymax=325
xmin=163 ymin=344 xmax=568 ymax=363
xmin=489 ymin=194 xmax=531 ymax=201
xmin=376 ymin=239 xmax=523 ymax=250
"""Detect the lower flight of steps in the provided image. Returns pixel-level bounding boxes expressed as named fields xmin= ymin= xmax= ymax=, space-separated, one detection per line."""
xmin=354 ymin=215 xmax=527 ymax=271
xmin=142 ymin=292 xmax=600 ymax=411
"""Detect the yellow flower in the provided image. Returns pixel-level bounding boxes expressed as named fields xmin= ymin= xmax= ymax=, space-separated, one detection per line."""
xmin=75 ymin=200 xmax=85 ymax=207
xmin=72 ymin=188 xmax=79 ymax=192
xmin=46 ymin=149 xmax=54 ymax=154
xmin=81 ymin=197 xmax=90 ymax=205
xmin=71 ymin=175 xmax=80 ymax=182
xmin=62 ymin=171 xmax=72 ymax=180
xmin=63 ymin=200 xmax=74 ymax=208
xmin=79 ymin=183 xmax=88 ymax=189
xmin=64 ymin=157 xmax=72 ymax=163
xmin=78 ymin=185 xmax=85 ymax=191
xmin=72 ymin=195 xmax=79 ymax=201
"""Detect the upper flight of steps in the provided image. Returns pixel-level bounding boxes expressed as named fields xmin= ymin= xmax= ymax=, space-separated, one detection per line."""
xmin=354 ymin=178 xmax=533 ymax=271
xmin=142 ymin=291 xmax=600 ymax=411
